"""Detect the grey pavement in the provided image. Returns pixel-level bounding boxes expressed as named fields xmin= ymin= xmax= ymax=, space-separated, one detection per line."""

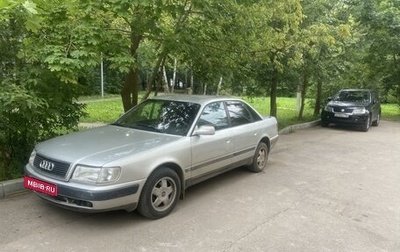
xmin=0 ymin=120 xmax=320 ymax=199
xmin=1 ymin=120 xmax=399 ymax=252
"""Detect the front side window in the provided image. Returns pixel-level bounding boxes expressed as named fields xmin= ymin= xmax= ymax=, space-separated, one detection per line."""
xmin=114 ymin=99 xmax=200 ymax=136
xmin=197 ymin=102 xmax=229 ymax=130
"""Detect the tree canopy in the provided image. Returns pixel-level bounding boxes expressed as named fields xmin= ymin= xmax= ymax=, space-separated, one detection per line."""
xmin=1 ymin=0 xmax=399 ymax=180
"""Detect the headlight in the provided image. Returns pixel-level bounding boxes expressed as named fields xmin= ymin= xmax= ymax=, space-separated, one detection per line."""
xmin=71 ymin=165 xmax=121 ymax=185
xmin=352 ymin=107 xmax=367 ymax=114
xmin=324 ymin=106 xmax=333 ymax=112
xmin=29 ymin=150 xmax=36 ymax=166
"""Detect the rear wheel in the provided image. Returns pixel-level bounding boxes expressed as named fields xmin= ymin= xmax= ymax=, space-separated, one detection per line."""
xmin=247 ymin=142 xmax=269 ymax=173
xmin=137 ymin=168 xmax=181 ymax=219
xmin=372 ymin=113 xmax=380 ymax=126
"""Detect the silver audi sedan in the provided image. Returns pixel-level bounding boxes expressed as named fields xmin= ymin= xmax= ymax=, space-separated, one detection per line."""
xmin=24 ymin=95 xmax=279 ymax=219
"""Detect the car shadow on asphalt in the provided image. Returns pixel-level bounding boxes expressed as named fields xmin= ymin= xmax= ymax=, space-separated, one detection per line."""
xmin=33 ymin=166 xmax=255 ymax=225
xmin=321 ymin=124 xmax=375 ymax=132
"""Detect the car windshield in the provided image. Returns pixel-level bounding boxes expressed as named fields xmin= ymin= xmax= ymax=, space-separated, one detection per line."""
xmin=113 ymin=99 xmax=201 ymax=136
xmin=334 ymin=90 xmax=370 ymax=103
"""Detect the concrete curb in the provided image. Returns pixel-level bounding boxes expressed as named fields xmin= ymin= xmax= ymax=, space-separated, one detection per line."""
xmin=1 ymin=120 xmax=321 ymax=199
xmin=0 ymin=178 xmax=25 ymax=199
xmin=279 ymin=119 xmax=321 ymax=135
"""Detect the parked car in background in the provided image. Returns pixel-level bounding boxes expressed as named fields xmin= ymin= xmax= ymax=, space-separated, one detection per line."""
xmin=321 ymin=89 xmax=381 ymax=132
xmin=24 ymin=95 xmax=279 ymax=219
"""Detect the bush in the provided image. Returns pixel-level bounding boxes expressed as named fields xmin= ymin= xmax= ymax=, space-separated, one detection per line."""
xmin=0 ymin=74 xmax=86 ymax=181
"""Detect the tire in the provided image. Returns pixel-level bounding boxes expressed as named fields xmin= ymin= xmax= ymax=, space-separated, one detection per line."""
xmin=372 ymin=113 xmax=380 ymax=126
xmin=247 ymin=142 xmax=269 ymax=173
xmin=361 ymin=114 xmax=371 ymax=132
xmin=321 ymin=120 xmax=329 ymax=127
xmin=137 ymin=168 xmax=181 ymax=219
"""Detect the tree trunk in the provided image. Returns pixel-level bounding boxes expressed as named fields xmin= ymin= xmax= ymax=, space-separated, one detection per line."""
xmin=162 ymin=65 xmax=170 ymax=93
xmin=314 ymin=79 xmax=322 ymax=116
xmin=120 ymin=33 xmax=142 ymax=112
xmin=171 ymin=58 xmax=177 ymax=93
xmin=121 ymin=68 xmax=139 ymax=112
xmin=270 ymin=68 xmax=278 ymax=117
xmin=190 ymin=64 xmax=194 ymax=91
xmin=216 ymin=77 xmax=223 ymax=95
xmin=298 ymin=67 xmax=310 ymax=120
xmin=142 ymin=50 xmax=168 ymax=101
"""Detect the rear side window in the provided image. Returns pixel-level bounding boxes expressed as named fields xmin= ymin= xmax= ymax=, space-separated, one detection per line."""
xmin=226 ymin=101 xmax=253 ymax=127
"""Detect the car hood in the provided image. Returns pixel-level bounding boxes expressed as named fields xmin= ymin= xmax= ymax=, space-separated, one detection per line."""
xmin=35 ymin=125 xmax=181 ymax=166
xmin=327 ymin=100 xmax=368 ymax=107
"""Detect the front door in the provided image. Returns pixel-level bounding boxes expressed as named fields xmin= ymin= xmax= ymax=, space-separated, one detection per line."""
xmin=189 ymin=101 xmax=234 ymax=184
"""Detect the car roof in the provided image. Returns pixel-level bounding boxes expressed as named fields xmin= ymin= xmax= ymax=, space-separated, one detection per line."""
xmin=148 ymin=94 xmax=243 ymax=106
xmin=339 ymin=89 xmax=372 ymax=92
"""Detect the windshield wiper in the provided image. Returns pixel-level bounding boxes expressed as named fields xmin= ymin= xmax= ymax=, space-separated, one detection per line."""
xmin=134 ymin=123 xmax=162 ymax=132
xmin=111 ymin=122 xmax=126 ymax=127
xmin=111 ymin=121 xmax=162 ymax=132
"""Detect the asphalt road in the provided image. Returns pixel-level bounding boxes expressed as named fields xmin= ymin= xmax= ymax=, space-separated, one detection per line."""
xmin=1 ymin=121 xmax=399 ymax=252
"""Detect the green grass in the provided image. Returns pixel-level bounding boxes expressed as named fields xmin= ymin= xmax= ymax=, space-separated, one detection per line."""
xmin=243 ymin=97 xmax=319 ymax=129
xmin=80 ymin=96 xmax=320 ymax=129
xmin=80 ymin=95 xmax=399 ymax=129
xmin=78 ymin=94 xmax=120 ymax=102
xmin=381 ymin=103 xmax=400 ymax=122
xmin=81 ymin=98 xmax=123 ymax=123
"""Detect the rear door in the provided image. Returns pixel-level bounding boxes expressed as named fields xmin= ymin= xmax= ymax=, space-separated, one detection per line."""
xmin=225 ymin=101 xmax=260 ymax=164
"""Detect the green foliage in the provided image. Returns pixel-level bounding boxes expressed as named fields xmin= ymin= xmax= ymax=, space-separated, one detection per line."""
xmin=339 ymin=0 xmax=400 ymax=103
xmin=0 ymin=82 xmax=44 ymax=180
xmin=1 ymin=0 xmax=400 ymax=181
xmin=0 ymin=73 xmax=86 ymax=180
xmin=0 ymin=1 xmax=87 ymax=180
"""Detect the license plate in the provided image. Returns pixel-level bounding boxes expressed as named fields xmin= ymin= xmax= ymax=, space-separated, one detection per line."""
xmin=24 ymin=176 xmax=58 ymax=196
xmin=334 ymin=113 xmax=349 ymax=118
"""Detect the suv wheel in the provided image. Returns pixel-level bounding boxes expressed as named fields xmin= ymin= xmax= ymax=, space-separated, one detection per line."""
xmin=361 ymin=115 xmax=371 ymax=132
xmin=372 ymin=113 xmax=380 ymax=126
xmin=321 ymin=120 xmax=329 ymax=127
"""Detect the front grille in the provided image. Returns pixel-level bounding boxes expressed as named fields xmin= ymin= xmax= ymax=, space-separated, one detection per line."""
xmin=333 ymin=107 xmax=353 ymax=113
xmin=33 ymin=155 xmax=71 ymax=179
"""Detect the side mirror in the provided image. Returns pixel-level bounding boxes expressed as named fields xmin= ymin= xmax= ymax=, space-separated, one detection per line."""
xmin=192 ymin=125 xmax=215 ymax=136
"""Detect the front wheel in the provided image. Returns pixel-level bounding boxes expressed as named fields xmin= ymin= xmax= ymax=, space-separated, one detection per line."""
xmin=361 ymin=114 xmax=371 ymax=132
xmin=321 ymin=120 xmax=329 ymax=127
xmin=137 ymin=168 xmax=181 ymax=219
xmin=247 ymin=142 xmax=269 ymax=173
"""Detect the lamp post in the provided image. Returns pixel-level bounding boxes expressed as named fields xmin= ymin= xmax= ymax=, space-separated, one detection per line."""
xmin=100 ymin=53 xmax=104 ymax=97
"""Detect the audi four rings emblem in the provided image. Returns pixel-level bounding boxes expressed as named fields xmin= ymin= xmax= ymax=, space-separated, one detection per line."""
xmin=39 ymin=160 xmax=55 ymax=171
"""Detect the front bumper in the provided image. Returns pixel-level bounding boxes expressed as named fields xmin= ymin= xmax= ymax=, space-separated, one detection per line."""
xmin=321 ymin=111 xmax=369 ymax=126
xmin=24 ymin=164 xmax=145 ymax=212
